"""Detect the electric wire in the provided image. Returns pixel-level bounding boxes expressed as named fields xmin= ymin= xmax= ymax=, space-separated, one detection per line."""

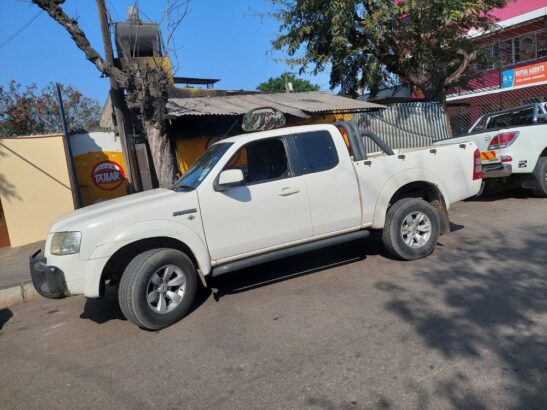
xmin=0 ymin=10 xmax=43 ymax=49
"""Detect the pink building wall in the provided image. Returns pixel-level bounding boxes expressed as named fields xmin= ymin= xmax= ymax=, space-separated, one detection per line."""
xmin=492 ymin=0 xmax=547 ymax=21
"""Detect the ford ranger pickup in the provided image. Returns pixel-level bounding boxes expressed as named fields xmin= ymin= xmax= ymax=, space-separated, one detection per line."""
xmin=30 ymin=122 xmax=482 ymax=329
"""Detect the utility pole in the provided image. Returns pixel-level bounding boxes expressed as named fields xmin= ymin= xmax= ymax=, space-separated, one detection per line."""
xmin=96 ymin=0 xmax=141 ymax=192
xmin=284 ymin=72 xmax=293 ymax=93
xmin=56 ymin=83 xmax=82 ymax=209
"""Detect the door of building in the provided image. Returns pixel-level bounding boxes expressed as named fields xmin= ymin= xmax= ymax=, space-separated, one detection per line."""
xmin=0 ymin=197 xmax=10 ymax=248
xmin=0 ymin=199 xmax=10 ymax=248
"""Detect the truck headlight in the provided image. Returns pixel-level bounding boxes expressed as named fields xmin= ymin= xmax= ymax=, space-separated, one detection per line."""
xmin=51 ymin=232 xmax=81 ymax=255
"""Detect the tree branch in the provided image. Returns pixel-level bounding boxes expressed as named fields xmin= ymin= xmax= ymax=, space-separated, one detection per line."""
xmin=445 ymin=49 xmax=478 ymax=87
xmin=32 ymin=0 xmax=128 ymax=86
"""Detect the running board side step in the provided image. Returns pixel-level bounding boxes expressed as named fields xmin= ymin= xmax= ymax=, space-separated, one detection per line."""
xmin=211 ymin=230 xmax=370 ymax=278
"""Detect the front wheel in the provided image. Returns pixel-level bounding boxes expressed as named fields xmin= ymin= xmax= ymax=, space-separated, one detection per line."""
xmin=382 ymin=198 xmax=441 ymax=261
xmin=118 ymin=248 xmax=197 ymax=330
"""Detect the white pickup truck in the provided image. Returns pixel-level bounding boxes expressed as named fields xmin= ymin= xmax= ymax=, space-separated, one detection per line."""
xmin=436 ymin=103 xmax=547 ymax=196
xmin=30 ymin=122 xmax=482 ymax=330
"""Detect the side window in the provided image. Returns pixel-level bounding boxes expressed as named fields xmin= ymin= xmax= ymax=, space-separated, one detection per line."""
xmin=293 ymin=131 xmax=339 ymax=175
xmin=223 ymin=138 xmax=289 ymax=184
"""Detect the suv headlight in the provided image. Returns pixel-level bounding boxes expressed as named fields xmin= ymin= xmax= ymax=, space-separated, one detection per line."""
xmin=51 ymin=232 xmax=81 ymax=255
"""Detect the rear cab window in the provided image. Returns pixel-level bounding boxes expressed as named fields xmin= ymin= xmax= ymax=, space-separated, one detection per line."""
xmin=486 ymin=107 xmax=535 ymax=129
xmin=290 ymin=131 xmax=339 ymax=175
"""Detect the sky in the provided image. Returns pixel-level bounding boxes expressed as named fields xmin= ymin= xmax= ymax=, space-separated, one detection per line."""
xmin=0 ymin=0 xmax=332 ymax=105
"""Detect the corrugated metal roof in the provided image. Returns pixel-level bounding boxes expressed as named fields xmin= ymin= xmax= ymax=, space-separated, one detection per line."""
xmin=167 ymin=91 xmax=384 ymax=118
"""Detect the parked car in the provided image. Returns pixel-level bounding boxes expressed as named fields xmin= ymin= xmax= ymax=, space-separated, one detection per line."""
xmin=30 ymin=122 xmax=482 ymax=330
xmin=436 ymin=103 xmax=547 ymax=196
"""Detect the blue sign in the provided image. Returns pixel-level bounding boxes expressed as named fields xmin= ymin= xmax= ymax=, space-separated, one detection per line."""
xmin=502 ymin=69 xmax=515 ymax=89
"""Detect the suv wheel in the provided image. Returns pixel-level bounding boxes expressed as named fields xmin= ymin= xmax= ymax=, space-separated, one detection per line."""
xmin=119 ymin=248 xmax=197 ymax=330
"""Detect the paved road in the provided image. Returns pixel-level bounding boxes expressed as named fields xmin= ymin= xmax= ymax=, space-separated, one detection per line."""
xmin=1 ymin=192 xmax=546 ymax=409
xmin=0 ymin=241 xmax=43 ymax=289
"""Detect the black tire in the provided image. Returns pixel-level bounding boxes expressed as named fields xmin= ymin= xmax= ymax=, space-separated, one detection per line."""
xmin=118 ymin=248 xmax=197 ymax=330
xmin=382 ymin=198 xmax=441 ymax=261
xmin=530 ymin=157 xmax=547 ymax=198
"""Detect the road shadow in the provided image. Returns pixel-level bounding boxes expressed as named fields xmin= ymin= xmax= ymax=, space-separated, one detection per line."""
xmin=210 ymin=234 xmax=388 ymax=299
xmin=375 ymin=224 xmax=547 ymax=408
xmin=472 ymin=187 xmax=535 ymax=202
xmin=0 ymin=308 xmax=13 ymax=331
xmin=80 ymin=286 xmax=125 ymax=324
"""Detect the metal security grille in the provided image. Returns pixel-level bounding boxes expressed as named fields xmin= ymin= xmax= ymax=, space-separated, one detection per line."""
xmin=446 ymin=90 xmax=547 ymax=136
xmin=352 ymin=102 xmax=450 ymax=152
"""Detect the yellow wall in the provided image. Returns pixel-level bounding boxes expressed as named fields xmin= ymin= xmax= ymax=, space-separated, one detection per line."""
xmin=0 ymin=135 xmax=75 ymax=247
xmin=176 ymin=137 xmax=219 ymax=173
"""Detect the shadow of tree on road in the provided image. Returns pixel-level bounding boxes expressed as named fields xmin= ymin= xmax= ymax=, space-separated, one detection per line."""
xmin=376 ymin=223 xmax=547 ymax=408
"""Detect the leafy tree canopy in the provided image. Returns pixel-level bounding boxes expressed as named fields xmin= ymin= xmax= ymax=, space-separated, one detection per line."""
xmin=272 ymin=0 xmax=509 ymax=102
xmin=257 ymin=72 xmax=320 ymax=92
xmin=0 ymin=81 xmax=101 ymax=137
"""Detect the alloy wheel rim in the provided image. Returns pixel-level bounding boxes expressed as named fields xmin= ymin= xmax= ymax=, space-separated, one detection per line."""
xmin=146 ymin=264 xmax=186 ymax=314
xmin=400 ymin=211 xmax=432 ymax=249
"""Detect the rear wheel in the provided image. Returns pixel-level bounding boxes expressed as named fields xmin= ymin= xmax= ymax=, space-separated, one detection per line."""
xmin=118 ymin=248 xmax=197 ymax=330
xmin=530 ymin=157 xmax=547 ymax=198
xmin=382 ymin=198 xmax=441 ymax=261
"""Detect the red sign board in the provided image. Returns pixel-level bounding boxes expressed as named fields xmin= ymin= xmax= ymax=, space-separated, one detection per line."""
xmin=91 ymin=160 xmax=125 ymax=191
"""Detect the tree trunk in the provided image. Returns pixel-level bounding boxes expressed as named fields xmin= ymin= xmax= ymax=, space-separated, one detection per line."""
xmin=144 ymin=120 xmax=177 ymax=188
xmin=421 ymin=84 xmax=447 ymax=107
xmin=126 ymin=65 xmax=178 ymax=189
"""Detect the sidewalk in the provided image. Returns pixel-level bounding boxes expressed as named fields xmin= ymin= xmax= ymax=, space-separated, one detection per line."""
xmin=0 ymin=240 xmax=44 ymax=309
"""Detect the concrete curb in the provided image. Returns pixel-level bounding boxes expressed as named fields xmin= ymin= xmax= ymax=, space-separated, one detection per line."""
xmin=0 ymin=282 xmax=40 ymax=310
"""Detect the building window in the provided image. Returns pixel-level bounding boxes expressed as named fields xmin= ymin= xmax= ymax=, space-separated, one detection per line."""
xmin=516 ymin=35 xmax=536 ymax=62
xmin=538 ymin=32 xmax=546 ymax=58
xmin=500 ymin=39 xmax=513 ymax=66
xmin=476 ymin=29 xmax=547 ymax=72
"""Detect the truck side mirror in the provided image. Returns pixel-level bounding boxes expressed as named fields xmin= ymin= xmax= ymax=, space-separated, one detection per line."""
xmin=216 ymin=169 xmax=244 ymax=191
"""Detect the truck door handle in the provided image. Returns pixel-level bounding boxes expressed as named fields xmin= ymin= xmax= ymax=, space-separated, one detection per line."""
xmin=278 ymin=187 xmax=300 ymax=196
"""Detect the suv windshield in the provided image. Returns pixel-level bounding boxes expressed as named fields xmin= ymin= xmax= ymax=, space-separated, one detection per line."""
xmin=172 ymin=142 xmax=232 ymax=191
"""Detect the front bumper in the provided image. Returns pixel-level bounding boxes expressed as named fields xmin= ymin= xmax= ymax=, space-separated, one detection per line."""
xmin=29 ymin=250 xmax=67 ymax=299
xmin=483 ymin=163 xmax=512 ymax=179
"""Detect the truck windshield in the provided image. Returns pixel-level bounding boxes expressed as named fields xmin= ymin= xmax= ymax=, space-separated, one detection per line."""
xmin=172 ymin=142 xmax=233 ymax=191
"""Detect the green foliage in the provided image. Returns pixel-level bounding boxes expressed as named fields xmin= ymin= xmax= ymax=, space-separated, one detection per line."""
xmin=0 ymin=81 xmax=101 ymax=137
xmin=272 ymin=0 xmax=510 ymax=101
xmin=257 ymin=72 xmax=320 ymax=92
